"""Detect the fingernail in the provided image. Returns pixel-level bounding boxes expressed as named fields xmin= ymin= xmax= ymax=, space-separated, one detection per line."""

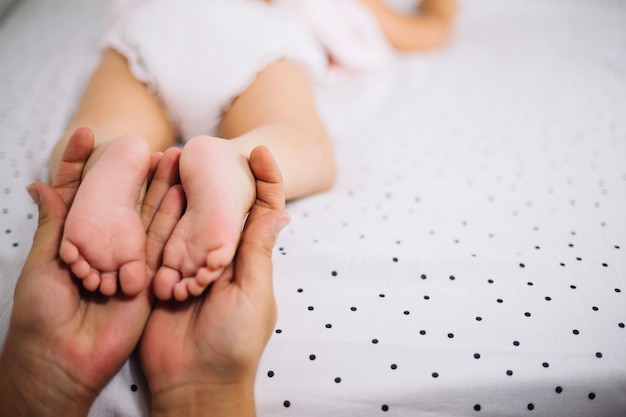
xmin=274 ymin=213 xmax=291 ymax=234
xmin=26 ymin=184 xmax=40 ymax=204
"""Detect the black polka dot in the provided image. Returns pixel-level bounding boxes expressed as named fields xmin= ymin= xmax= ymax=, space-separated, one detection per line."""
xmin=331 ymin=270 xmax=338 ymax=276
xmin=325 ymin=323 xmax=332 ymax=329
xmin=506 ymin=370 xmax=514 ymax=376
xmin=390 ymin=363 xmax=398 ymax=370
xmin=334 ymin=377 xmax=342 ymax=383
xmin=381 ymin=404 xmax=389 ymax=412
xmin=527 ymin=403 xmax=535 ymax=411
xmin=555 ymin=386 xmax=563 ymax=394
xmin=432 ymin=372 xmax=439 ymax=378
xmin=308 ymin=306 xmax=314 ymax=311
xmin=283 ymin=400 xmax=291 ymax=408
xmin=309 ymin=354 xmax=316 ymax=360
xmin=542 ymin=362 xmax=549 ymax=368
xmin=473 ymin=353 xmax=481 ymax=359
xmin=474 ymin=404 xmax=481 ymax=411
xmin=130 ymin=384 xmax=138 ymax=392
xmin=267 ymin=370 xmax=275 ymax=377
xmin=447 ymin=333 xmax=455 ymax=339
xmin=275 ymin=329 xmax=282 ymax=334
xmin=573 ymin=329 xmax=580 ymax=335
xmin=350 ymin=306 xmax=357 ymax=311
xmin=513 ymin=340 xmax=520 ymax=346
xmin=372 ymin=338 xmax=379 ymax=344
xmin=524 ymin=312 xmax=532 ymax=317
xmin=588 ymin=393 xmax=596 ymax=400
xmin=403 ymin=310 xmax=410 ymax=315
xmin=419 ymin=330 xmax=427 ymax=335
xmin=595 ymin=352 xmax=603 ymax=358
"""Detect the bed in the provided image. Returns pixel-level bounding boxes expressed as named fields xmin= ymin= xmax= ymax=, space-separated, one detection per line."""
xmin=1 ymin=0 xmax=625 ymax=415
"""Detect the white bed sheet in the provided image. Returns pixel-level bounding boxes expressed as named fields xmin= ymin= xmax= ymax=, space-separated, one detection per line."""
xmin=1 ymin=0 xmax=625 ymax=416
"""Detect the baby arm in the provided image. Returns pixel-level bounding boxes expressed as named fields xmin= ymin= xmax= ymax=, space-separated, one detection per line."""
xmin=358 ymin=0 xmax=458 ymax=51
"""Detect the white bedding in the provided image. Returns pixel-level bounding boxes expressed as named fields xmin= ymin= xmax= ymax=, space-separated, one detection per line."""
xmin=1 ymin=0 xmax=625 ymax=416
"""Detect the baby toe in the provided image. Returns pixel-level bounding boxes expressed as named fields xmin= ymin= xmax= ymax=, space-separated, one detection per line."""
xmin=99 ymin=272 xmax=118 ymax=296
xmin=154 ymin=266 xmax=181 ymax=300
xmin=82 ymin=270 xmax=101 ymax=292
xmin=70 ymin=256 xmax=92 ymax=279
xmin=187 ymin=278 xmax=208 ymax=297
xmin=173 ymin=280 xmax=191 ymax=302
xmin=119 ymin=260 xmax=148 ymax=296
xmin=196 ymin=266 xmax=222 ymax=286
xmin=60 ymin=239 xmax=80 ymax=264
xmin=204 ymin=245 xmax=235 ymax=273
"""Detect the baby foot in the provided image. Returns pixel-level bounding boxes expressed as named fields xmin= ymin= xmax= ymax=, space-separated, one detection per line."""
xmin=153 ymin=136 xmax=255 ymax=301
xmin=60 ymin=134 xmax=151 ymax=296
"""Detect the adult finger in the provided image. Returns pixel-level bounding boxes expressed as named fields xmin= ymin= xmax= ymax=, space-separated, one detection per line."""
xmin=22 ymin=182 xmax=69 ymax=271
xmin=248 ymin=145 xmax=285 ymax=214
xmin=145 ymin=184 xmax=185 ymax=279
xmin=234 ymin=145 xmax=290 ymax=291
xmin=146 ymin=152 xmax=163 ymax=186
xmin=231 ymin=209 xmax=286 ymax=340
xmin=51 ymin=127 xmax=95 ymax=207
xmin=141 ymin=147 xmax=182 ymax=230
xmin=236 ymin=210 xmax=288 ymax=281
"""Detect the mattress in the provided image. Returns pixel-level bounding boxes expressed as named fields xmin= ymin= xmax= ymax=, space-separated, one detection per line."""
xmin=1 ymin=0 xmax=625 ymax=416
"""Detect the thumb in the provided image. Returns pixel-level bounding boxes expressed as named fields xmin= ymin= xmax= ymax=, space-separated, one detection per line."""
xmin=25 ymin=182 xmax=69 ymax=263
xmin=235 ymin=210 xmax=290 ymax=292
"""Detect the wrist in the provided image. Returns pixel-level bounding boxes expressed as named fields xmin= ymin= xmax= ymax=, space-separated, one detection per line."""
xmin=0 ymin=341 xmax=93 ymax=417
xmin=151 ymin=380 xmax=256 ymax=417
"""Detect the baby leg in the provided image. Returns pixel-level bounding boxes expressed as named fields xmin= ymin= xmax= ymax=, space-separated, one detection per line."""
xmin=153 ymin=136 xmax=255 ymax=301
xmin=60 ymin=134 xmax=151 ymax=296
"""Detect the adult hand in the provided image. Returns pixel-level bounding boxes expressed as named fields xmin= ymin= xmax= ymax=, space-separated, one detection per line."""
xmin=139 ymin=146 xmax=290 ymax=417
xmin=0 ymin=128 xmax=184 ymax=417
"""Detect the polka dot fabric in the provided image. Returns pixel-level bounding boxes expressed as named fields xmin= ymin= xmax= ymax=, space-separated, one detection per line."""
xmin=0 ymin=0 xmax=104 ymax=346
xmin=1 ymin=0 xmax=625 ymax=416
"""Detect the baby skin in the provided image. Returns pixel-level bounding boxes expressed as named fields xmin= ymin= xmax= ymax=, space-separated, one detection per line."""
xmin=154 ymin=136 xmax=256 ymax=301
xmin=61 ymin=133 xmax=255 ymax=300
xmin=60 ymin=133 xmax=151 ymax=296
